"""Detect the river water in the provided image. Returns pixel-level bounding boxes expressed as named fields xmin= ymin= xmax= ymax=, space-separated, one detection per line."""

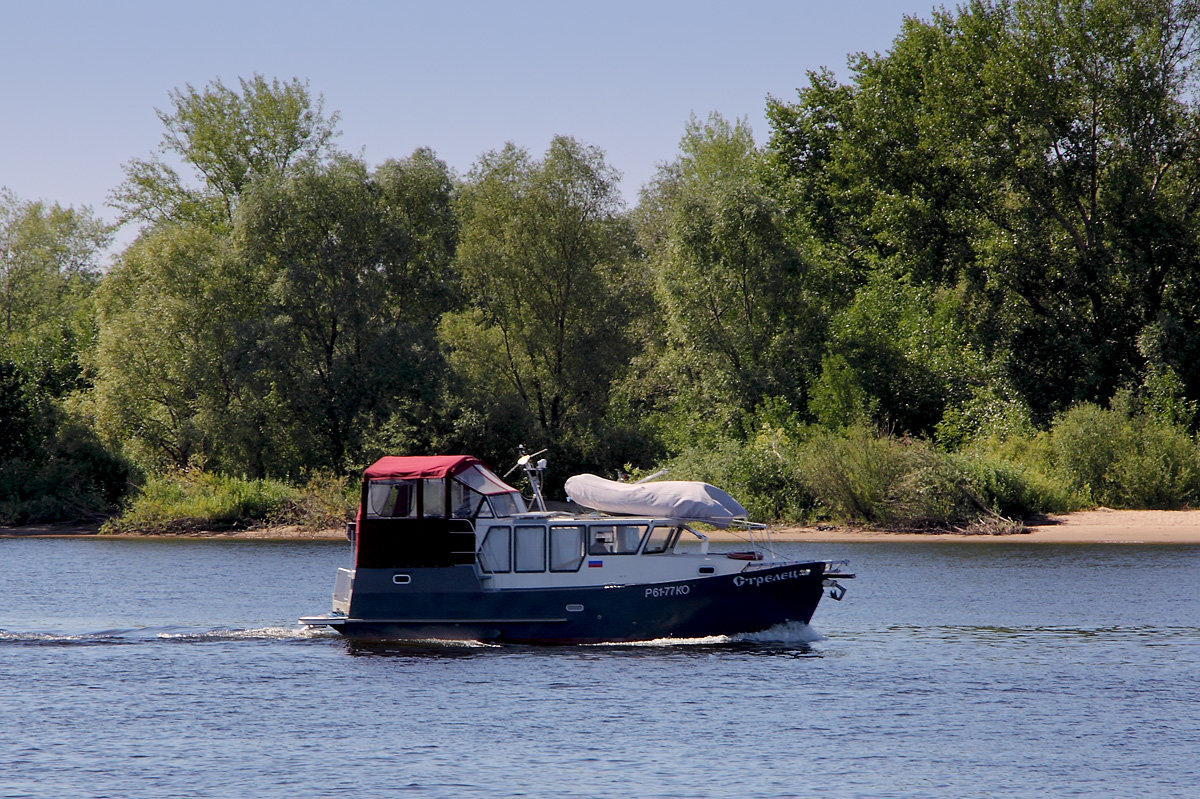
xmin=1 ymin=537 xmax=1197 ymax=799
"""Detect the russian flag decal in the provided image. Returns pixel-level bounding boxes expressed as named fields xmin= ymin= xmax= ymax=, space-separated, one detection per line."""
xmin=588 ymin=560 xmax=603 ymax=568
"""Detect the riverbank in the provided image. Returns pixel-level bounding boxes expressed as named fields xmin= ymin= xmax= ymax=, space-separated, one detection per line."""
xmin=5 ymin=509 xmax=1200 ymax=543
xmin=763 ymin=509 xmax=1200 ymax=544
xmin=0 ymin=522 xmax=346 ymax=540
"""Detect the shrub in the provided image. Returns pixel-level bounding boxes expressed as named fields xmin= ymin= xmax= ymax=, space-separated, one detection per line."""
xmin=794 ymin=428 xmax=1007 ymax=528
xmin=661 ymin=425 xmax=1052 ymax=529
xmin=101 ymin=469 xmax=298 ymax=534
xmin=960 ymin=434 xmax=1076 ymax=516
xmin=1048 ymin=403 xmax=1200 ymax=508
xmin=268 ymin=471 xmax=357 ymax=530
xmin=1050 ymin=403 xmax=1130 ymax=505
xmin=886 ymin=446 xmax=983 ymax=527
xmin=794 ymin=427 xmax=911 ymax=523
xmin=662 ymin=428 xmax=817 ymax=523
xmin=1106 ymin=421 xmax=1200 ymax=508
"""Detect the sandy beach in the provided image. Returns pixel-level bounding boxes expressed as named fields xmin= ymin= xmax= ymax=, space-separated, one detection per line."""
xmin=5 ymin=509 xmax=1200 ymax=543
xmin=758 ymin=509 xmax=1200 ymax=544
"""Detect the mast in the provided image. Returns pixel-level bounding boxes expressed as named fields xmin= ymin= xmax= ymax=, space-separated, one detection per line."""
xmin=507 ymin=445 xmax=549 ymax=512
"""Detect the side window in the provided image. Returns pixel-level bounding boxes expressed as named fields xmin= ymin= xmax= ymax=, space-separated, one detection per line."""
xmin=366 ymin=480 xmax=416 ymax=518
xmin=589 ymin=524 xmax=647 ymax=554
xmin=588 ymin=525 xmax=616 ymax=554
xmin=614 ymin=524 xmax=646 ymax=554
xmin=550 ymin=525 xmax=585 ymax=572
xmin=643 ymin=524 xmax=676 ymax=554
xmin=479 ymin=526 xmax=511 ymax=573
xmin=514 ymin=525 xmax=546 ymax=572
xmin=423 ymin=478 xmax=446 ymax=518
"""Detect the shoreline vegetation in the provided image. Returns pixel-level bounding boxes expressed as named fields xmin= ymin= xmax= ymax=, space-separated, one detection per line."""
xmin=10 ymin=409 xmax=1200 ymax=541
xmin=5 ymin=509 xmax=1200 ymax=544
xmin=12 ymin=5 xmax=1200 ymax=537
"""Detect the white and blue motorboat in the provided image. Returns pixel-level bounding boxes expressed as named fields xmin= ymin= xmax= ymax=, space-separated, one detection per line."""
xmin=300 ymin=453 xmax=853 ymax=643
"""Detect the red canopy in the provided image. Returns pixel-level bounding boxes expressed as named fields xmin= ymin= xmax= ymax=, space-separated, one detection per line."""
xmin=364 ymin=455 xmax=483 ymax=481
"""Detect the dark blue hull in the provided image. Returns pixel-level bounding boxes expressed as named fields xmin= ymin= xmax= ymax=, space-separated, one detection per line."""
xmin=329 ymin=561 xmax=835 ymax=644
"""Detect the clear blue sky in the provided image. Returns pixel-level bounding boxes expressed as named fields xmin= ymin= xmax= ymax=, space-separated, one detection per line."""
xmin=2 ymin=0 xmax=935 ymax=237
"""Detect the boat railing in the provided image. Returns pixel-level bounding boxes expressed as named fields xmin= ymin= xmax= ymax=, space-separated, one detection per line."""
xmin=712 ymin=518 xmax=779 ymax=561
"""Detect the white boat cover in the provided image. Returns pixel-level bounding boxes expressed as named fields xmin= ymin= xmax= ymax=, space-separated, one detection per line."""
xmin=564 ymin=474 xmax=748 ymax=528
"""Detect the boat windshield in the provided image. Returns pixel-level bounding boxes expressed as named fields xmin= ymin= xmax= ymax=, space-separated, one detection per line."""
xmin=456 ymin=464 xmax=519 ymax=496
xmin=481 ymin=491 xmax=525 ymax=518
xmin=454 ymin=464 xmax=526 ymax=518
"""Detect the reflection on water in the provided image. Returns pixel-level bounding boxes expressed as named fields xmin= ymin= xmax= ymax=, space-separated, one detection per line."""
xmin=344 ymin=637 xmax=822 ymax=660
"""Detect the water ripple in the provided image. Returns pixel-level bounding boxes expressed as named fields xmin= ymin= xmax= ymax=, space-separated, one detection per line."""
xmin=0 ymin=624 xmax=337 ymax=646
xmin=886 ymin=623 xmax=1200 ymax=644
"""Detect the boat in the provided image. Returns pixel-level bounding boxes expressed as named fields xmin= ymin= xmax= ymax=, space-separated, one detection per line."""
xmin=299 ymin=452 xmax=853 ymax=644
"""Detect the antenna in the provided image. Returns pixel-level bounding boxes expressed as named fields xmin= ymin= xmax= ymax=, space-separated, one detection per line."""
xmin=506 ymin=445 xmax=549 ymax=511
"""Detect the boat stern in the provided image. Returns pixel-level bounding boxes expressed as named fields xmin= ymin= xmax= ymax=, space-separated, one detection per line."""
xmin=298 ymin=567 xmax=356 ymax=629
xmin=331 ymin=567 xmax=354 ymax=614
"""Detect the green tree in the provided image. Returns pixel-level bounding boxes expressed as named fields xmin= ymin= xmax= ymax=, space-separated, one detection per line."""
xmin=0 ymin=190 xmax=128 ymax=522
xmin=110 ymin=75 xmax=340 ymax=230
xmin=1 ymin=190 xmax=111 ymax=394
xmin=445 ymin=136 xmax=640 ymax=459
xmin=93 ymin=223 xmax=262 ymax=472
xmin=0 ymin=361 xmax=39 ymax=460
xmin=767 ymin=0 xmax=1200 ymax=424
xmin=638 ymin=114 xmax=820 ymax=438
xmin=237 ymin=151 xmax=458 ymax=472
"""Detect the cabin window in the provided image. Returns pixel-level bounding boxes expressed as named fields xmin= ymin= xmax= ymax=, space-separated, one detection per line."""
xmin=643 ymin=524 xmax=679 ymax=554
xmin=479 ymin=526 xmax=511 ymax=573
xmin=550 ymin=525 xmax=586 ymax=572
xmin=616 ymin=524 xmax=647 ymax=553
xmin=488 ymin=492 xmax=524 ymax=518
xmin=514 ymin=525 xmax=546 ymax=572
xmin=450 ymin=479 xmax=485 ymax=519
xmin=366 ymin=480 xmax=417 ymax=518
xmin=588 ymin=524 xmax=646 ymax=555
xmin=423 ymin=478 xmax=446 ymax=518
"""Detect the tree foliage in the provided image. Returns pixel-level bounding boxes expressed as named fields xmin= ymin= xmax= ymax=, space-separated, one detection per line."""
xmin=95 ymin=151 xmax=458 ymax=478
xmin=768 ymin=0 xmax=1200 ymax=424
xmin=0 ymin=190 xmax=110 ymax=394
xmin=238 ymin=150 xmax=458 ymax=471
xmin=0 ymin=191 xmax=127 ymax=522
xmin=447 ymin=136 xmax=640 ymax=454
xmin=638 ymin=114 xmax=821 ymax=439
xmin=93 ymin=223 xmax=257 ymax=472
xmin=111 ymin=74 xmax=340 ymax=229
